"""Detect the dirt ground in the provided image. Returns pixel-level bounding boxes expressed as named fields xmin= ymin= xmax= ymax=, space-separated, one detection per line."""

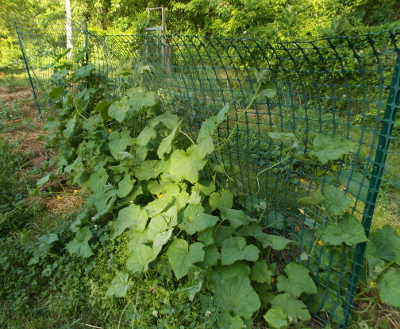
xmin=0 ymin=85 xmax=47 ymax=157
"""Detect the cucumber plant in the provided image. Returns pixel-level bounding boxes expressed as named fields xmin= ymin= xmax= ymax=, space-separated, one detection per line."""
xmin=36 ymin=52 xmax=399 ymax=328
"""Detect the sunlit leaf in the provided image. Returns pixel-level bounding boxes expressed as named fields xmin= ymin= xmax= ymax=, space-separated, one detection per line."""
xmin=108 ymin=96 xmax=130 ymax=123
xmin=170 ymin=149 xmax=206 ymax=183
xmin=157 ymin=120 xmax=182 ymax=159
xmin=126 ymin=244 xmax=155 ymax=273
xmin=179 ymin=204 xmax=219 ymax=235
xmin=108 ymin=130 xmax=132 ymax=160
xmin=166 ymin=239 xmax=204 ymax=279
xmin=111 ymin=203 xmax=148 ymax=239
xmin=271 ymin=293 xmax=311 ymax=322
xmin=133 ymin=160 xmax=160 ymax=181
xmin=264 ymin=306 xmax=288 ymax=329
xmin=209 ymin=190 xmax=234 ymax=211
xmin=106 ymin=272 xmax=130 ymax=297
xmin=63 ymin=114 xmax=77 ymax=139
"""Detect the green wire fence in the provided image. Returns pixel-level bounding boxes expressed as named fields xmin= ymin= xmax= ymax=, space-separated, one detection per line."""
xmin=14 ymin=16 xmax=400 ymax=328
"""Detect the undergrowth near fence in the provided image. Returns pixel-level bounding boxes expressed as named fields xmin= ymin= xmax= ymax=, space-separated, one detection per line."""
xmin=1 ymin=49 xmax=392 ymax=329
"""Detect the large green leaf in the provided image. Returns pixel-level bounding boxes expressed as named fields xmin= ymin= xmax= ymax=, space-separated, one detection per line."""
xmin=94 ymin=100 xmax=112 ymax=120
xmin=258 ymin=81 xmax=277 ymax=99
xmin=311 ymin=134 xmax=354 ymax=164
xmin=200 ymin=245 xmax=220 ymax=268
xmin=166 ymin=239 xmax=204 ymax=279
xmin=263 ymin=234 xmax=293 ymax=250
xmin=132 ymin=160 xmax=160 ymax=180
xmin=213 ymin=261 xmax=251 ymax=280
xmin=108 ymin=96 xmax=130 ymax=123
xmin=198 ymin=104 xmax=230 ymax=142
xmin=108 ymin=130 xmax=133 ymax=160
xmin=214 ymin=275 xmax=260 ymax=319
xmin=135 ymin=123 xmax=157 ymax=146
xmin=85 ymin=168 xmax=109 ymax=193
xmin=73 ymin=63 xmax=95 ymax=80
xmin=116 ymin=175 xmax=135 ymax=198
xmin=153 ymin=229 xmax=173 ymax=256
xmin=264 ymin=306 xmax=288 ymax=329
xmin=237 ymin=223 xmax=269 ymax=245
xmin=106 ymin=272 xmax=130 ymax=297
xmin=126 ymin=244 xmax=156 ymax=273
xmin=322 ymin=213 xmax=368 ymax=246
xmin=129 ymin=90 xmax=157 ymax=112
xmin=271 ymin=293 xmax=311 ymax=322
xmin=217 ymin=313 xmax=245 ymax=329
xmin=148 ymin=206 xmax=178 ymax=240
xmin=66 ymin=226 xmax=93 ymax=258
xmin=377 ymin=270 xmax=400 ymax=307
xmin=276 ymin=263 xmax=317 ymax=298
xmin=250 ymin=261 xmax=274 ymax=284
xmin=196 ymin=104 xmax=230 ymax=158
xmin=169 ymin=148 xmax=206 ymax=183
xmin=179 ymin=204 xmax=219 ymax=235
xmin=157 ymin=120 xmax=182 ymax=159
xmin=111 ymin=203 xmax=148 ymax=239
xmin=63 ymin=113 xmax=77 ymax=139
xmin=144 ymin=195 xmax=175 ymax=217
xmin=209 ymin=190 xmax=234 ymax=211
xmin=221 ymin=236 xmax=260 ymax=265
xmin=322 ymin=185 xmax=352 ymax=216
xmin=367 ymin=225 xmax=400 ymax=264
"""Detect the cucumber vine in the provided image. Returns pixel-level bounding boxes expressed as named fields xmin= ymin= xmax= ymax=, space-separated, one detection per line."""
xmin=36 ymin=52 xmax=400 ymax=329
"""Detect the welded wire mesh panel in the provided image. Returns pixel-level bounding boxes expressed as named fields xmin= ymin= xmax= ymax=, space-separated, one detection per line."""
xmin=145 ymin=32 xmax=399 ymax=326
xmin=15 ymin=17 xmax=400 ymax=328
xmin=14 ymin=17 xmax=87 ymax=112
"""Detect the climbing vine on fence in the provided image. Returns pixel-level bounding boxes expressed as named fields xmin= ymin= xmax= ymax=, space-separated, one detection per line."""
xmin=34 ymin=52 xmax=400 ymax=328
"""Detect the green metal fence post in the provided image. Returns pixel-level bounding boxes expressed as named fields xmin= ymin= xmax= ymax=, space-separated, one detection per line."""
xmin=13 ymin=21 xmax=42 ymax=114
xmin=343 ymin=45 xmax=400 ymax=328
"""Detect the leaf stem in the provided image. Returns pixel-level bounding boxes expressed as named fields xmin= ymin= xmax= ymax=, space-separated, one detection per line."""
xmin=215 ymin=83 xmax=262 ymax=152
xmin=180 ymin=131 xmax=195 ymax=145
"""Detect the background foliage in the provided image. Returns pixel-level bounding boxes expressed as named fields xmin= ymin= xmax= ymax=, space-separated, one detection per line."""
xmin=1 ymin=0 xmax=400 ymax=68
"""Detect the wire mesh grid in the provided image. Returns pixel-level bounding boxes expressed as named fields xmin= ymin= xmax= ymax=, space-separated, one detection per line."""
xmin=14 ymin=17 xmax=400 ymax=328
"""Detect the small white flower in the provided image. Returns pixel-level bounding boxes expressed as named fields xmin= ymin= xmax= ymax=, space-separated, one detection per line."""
xmin=152 ymin=310 xmax=158 ymax=317
xmin=205 ymin=310 xmax=211 ymax=317
xmin=92 ymin=217 xmax=96 ymax=221
xmin=129 ymin=200 xmax=134 ymax=203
